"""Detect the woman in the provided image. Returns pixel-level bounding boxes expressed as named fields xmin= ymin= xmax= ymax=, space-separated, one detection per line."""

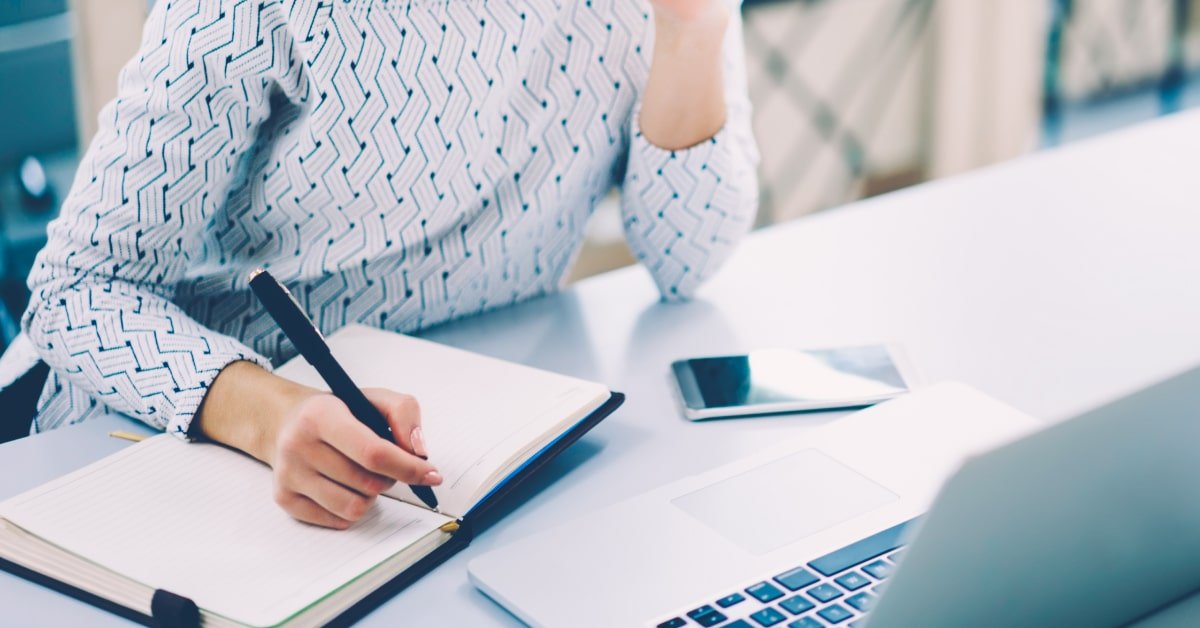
xmin=15 ymin=0 xmax=758 ymax=528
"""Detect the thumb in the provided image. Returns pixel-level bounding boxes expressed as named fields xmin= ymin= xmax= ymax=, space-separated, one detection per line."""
xmin=362 ymin=388 xmax=427 ymax=458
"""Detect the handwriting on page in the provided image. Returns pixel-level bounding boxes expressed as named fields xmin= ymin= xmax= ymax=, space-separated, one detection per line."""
xmin=1 ymin=437 xmax=447 ymax=626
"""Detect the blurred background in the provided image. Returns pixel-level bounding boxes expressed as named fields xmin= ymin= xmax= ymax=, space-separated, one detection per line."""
xmin=2 ymin=0 xmax=1199 ymax=351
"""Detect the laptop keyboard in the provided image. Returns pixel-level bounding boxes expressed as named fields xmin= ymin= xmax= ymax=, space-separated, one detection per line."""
xmin=655 ymin=520 xmax=914 ymax=628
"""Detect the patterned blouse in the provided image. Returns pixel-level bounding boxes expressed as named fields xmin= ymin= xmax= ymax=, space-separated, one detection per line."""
xmin=20 ymin=0 xmax=758 ymax=436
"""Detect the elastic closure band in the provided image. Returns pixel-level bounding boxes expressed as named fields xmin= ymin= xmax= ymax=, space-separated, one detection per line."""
xmin=151 ymin=589 xmax=200 ymax=628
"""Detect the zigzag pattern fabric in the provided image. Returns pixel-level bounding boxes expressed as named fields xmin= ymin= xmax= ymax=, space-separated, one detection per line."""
xmin=22 ymin=0 xmax=758 ymax=436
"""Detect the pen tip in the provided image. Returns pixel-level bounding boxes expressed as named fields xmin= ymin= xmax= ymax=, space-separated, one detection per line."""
xmin=249 ymin=268 xmax=267 ymax=282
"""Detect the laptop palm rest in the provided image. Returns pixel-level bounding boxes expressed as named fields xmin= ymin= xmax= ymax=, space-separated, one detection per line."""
xmin=468 ymin=383 xmax=1046 ymax=627
xmin=671 ymin=449 xmax=898 ymax=555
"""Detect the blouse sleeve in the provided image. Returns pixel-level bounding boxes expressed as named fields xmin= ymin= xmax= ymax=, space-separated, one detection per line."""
xmin=620 ymin=7 xmax=760 ymax=301
xmin=21 ymin=0 xmax=301 ymax=437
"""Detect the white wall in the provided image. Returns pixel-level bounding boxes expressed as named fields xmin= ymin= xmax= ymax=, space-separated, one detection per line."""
xmin=69 ymin=0 xmax=146 ymax=150
xmin=929 ymin=0 xmax=1047 ymax=178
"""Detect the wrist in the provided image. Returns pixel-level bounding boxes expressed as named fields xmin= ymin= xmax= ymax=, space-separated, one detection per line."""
xmin=641 ymin=3 xmax=730 ymax=150
xmin=196 ymin=361 xmax=320 ymax=465
xmin=253 ymin=380 xmax=317 ymax=466
xmin=653 ymin=3 xmax=730 ymax=45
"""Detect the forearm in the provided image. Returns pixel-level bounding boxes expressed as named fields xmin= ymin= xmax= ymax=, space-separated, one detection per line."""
xmin=22 ymin=271 xmax=276 ymax=433
xmin=196 ymin=361 xmax=440 ymax=529
xmin=639 ymin=6 xmax=731 ymax=150
xmin=622 ymin=4 xmax=759 ymax=300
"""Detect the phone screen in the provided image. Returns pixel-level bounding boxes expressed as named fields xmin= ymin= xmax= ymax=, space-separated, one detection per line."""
xmin=678 ymin=346 xmax=908 ymax=410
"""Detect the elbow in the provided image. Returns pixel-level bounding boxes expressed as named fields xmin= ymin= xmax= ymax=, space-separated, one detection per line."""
xmin=650 ymin=261 xmax=718 ymax=303
xmin=21 ymin=247 xmax=75 ymax=341
xmin=19 ymin=284 xmax=78 ymax=376
xmin=20 ymin=288 xmax=54 ymax=344
xmin=659 ymin=284 xmax=698 ymax=304
xmin=657 ymin=216 xmax=755 ymax=302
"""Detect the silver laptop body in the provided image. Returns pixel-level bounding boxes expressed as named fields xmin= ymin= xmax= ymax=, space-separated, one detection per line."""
xmin=470 ymin=369 xmax=1200 ymax=627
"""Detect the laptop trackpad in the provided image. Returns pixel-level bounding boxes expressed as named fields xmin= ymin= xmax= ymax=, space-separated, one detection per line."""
xmin=671 ymin=450 xmax=898 ymax=555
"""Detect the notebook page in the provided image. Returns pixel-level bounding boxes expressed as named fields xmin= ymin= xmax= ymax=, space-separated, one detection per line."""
xmin=0 ymin=436 xmax=450 ymax=627
xmin=383 ymin=378 xmax=607 ymax=517
xmin=276 ymin=325 xmax=610 ymax=518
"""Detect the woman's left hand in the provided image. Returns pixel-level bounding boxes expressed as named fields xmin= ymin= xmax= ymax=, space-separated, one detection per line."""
xmin=647 ymin=0 xmax=730 ymax=28
xmin=640 ymin=0 xmax=731 ymax=150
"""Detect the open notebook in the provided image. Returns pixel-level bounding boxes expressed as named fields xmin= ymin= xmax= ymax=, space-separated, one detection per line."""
xmin=0 ymin=325 xmax=622 ymax=626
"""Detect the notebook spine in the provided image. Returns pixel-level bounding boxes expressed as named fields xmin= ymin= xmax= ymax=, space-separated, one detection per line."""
xmin=464 ymin=392 xmax=625 ymax=526
xmin=0 ymin=555 xmax=155 ymax=626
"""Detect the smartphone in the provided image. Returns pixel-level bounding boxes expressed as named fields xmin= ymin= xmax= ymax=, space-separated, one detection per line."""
xmin=670 ymin=345 xmax=916 ymax=421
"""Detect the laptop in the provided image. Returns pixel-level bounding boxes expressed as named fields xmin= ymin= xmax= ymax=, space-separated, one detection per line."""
xmin=468 ymin=369 xmax=1200 ymax=627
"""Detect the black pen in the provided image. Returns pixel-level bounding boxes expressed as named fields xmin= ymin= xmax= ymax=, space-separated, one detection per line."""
xmin=248 ymin=268 xmax=440 ymax=511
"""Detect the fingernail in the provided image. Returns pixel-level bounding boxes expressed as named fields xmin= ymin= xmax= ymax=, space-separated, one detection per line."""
xmin=423 ymin=470 xmax=443 ymax=485
xmin=410 ymin=426 xmax=428 ymax=457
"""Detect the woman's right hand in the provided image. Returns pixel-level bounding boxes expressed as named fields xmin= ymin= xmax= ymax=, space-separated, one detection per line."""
xmin=196 ymin=361 xmax=442 ymax=528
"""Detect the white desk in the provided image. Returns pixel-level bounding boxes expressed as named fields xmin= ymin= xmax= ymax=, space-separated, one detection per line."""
xmin=4 ymin=111 xmax=1200 ymax=626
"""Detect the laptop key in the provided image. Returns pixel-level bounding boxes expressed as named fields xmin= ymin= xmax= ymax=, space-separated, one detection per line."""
xmin=747 ymin=581 xmax=786 ymax=603
xmin=779 ymin=595 xmax=816 ymax=615
xmin=806 ymin=583 xmax=843 ymax=603
xmin=656 ymin=619 xmax=686 ymax=628
xmin=818 ymin=604 xmax=854 ymax=624
xmin=862 ymin=560 xmax=892 ymax=580
xmin=750 ymin=607 xmax=788 ymax=626
xmin=787 ymin=618 xmax=825 ymax=628
xmin=808 ymin=519 xmax=915 ymax=577
xmin=887 ymin=549 xmax=905 ymax=563
xmin=834 ymin=571 xmax=871 ymax=591
xmin=845 ymin=592 xmax=876 ymax=612
xmin=686 ymin=605 xmax=727 ymax=627
xmin=717 ymin=592 xmax=746 ymax=608
xmin=726 ymin=621 xmax=754 ymax=628
xmin=774 ymin=566 xmax=820 ymax=591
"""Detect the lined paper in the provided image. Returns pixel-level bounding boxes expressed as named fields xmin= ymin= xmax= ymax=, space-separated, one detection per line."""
xmin=0 ymin=436 xmax=448 ymax=627
xmin=277 ymin=325 xmax=610 ymax=517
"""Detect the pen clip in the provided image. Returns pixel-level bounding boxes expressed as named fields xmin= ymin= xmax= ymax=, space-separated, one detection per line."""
xmin=282 ymin=284 xmax=325 ymax=342
xmin=250 ymin=268 xmax=325 ymax=341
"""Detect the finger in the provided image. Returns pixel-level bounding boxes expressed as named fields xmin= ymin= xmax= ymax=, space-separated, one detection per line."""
xmin=274 ymin=489 xmax=353 ymax=530
xmin=311 ymin=441 xmax=396 ymax=496
xmin=302 ymin=471 xmax=378 ymax=522
xmin=316 ymin=404 xmax=440 ymax=485
xmin=362 ymin=389 xmax=425 ymax=456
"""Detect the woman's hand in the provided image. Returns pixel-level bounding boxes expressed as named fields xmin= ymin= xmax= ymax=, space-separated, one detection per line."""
xmin=648 ymin=0 xmax=730 ymax=27
xmin=640 ymin=0 xmax=731 ymax=150
xmin=269 ymin=388 xmax=442 ymax=528
xmin=196 ymin=361 xmax=442 ymax=529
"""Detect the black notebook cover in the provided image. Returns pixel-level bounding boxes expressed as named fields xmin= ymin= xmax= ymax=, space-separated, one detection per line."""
xmin=0 ymin=391 xmax=623 ymax=628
